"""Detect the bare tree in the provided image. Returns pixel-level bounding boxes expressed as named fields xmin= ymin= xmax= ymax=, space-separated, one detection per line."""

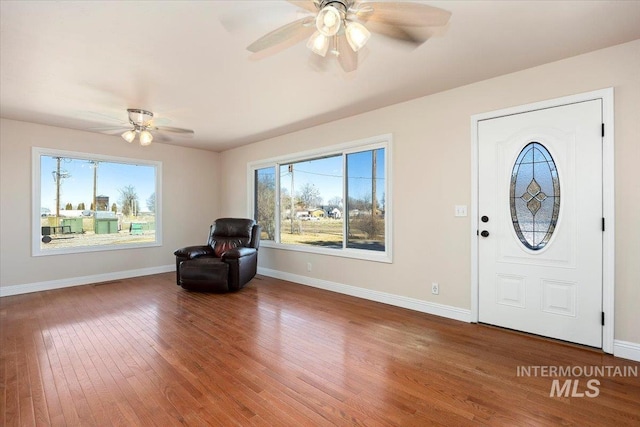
xmin=256 ymin=172 xmax=276 ymax=240
xmin=297 ymin=183 xmax=322 ymax=209
xmin=119 ymin=185 xmax=139 ymax=216
xmin=146 ymin=192 xmax=156 ymax=213
xmin=327 ymin=196 xmax=342 ymax=208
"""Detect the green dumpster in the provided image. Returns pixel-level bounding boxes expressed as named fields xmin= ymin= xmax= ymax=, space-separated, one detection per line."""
xmin=94 ymin=212 xmax=118 ymax=234
xmin=61 ymin=217 xmax=83 ymax=233
xmin=94 ymin=218 xmax=118 ymax=234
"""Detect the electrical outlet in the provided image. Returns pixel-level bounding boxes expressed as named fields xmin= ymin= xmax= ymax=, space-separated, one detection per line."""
xmin=431 ymin=282 xmax=439 ymax=295
xmin=307 ymin=262 xmax=312 ymax=272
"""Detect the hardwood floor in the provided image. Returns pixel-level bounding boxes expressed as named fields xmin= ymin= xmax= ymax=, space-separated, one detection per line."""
xmin=1 ymin=273 xmax=639 ymax=426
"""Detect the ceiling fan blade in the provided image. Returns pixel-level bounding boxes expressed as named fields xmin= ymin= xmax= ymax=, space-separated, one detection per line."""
xmin=287 ymin=0 xmax=319 ymax=13
xmin=152 ymin=126 xmax=194 ymax=134
xmin=89 ymin=126 xmax=130 ymax=136
xmin=336 ymin=35 xmax=358 ymax=73
xmin=247 ymin=16 xmax=315 ymax=53
xmin=354 ymin=2 xmax=451 ymax=27
xmin=308 ymin=51 xmax=332 ymax=72
xmin=149 ymin=132 xmax=172 ymax=143
xmin=90 ymin=125 xmax=129 ymax=131
xmin=83 ymin=111 xmax=129 ymax=126
xmin=366 ymin=22 xmax=431 ymax=47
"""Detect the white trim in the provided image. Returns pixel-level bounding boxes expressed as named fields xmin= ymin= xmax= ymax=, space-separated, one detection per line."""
xmin=0 ymin=264 xmax=174 ymax=297
xmin=600 ymin=88 xmax=615 ymax=355
xmin=613 ymin=340 xmax=640 ymax=362
xmin=258 ymin=267 xmax=472 ymax=323
xmin=32 ymin=147 xmax=163 ymax=257
xmin=258 ymin=241 xmax=391 ymax=263
xmin=247 ymin=133 xmax=393 ymax=264
xmin=470 ymin=88 xmax=615 ymax=353
xmin=248 ymin=133 xmax=392 ymax=168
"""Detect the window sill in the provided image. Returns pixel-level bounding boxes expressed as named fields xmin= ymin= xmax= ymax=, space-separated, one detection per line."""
xmin=259 ymin=240 xmax=392 ymax=264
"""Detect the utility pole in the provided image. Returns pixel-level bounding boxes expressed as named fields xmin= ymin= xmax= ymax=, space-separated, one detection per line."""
xmin=90 ymin=161 xmax=99 ymax=212
xmin=56 ymin=157 xmax=61 ymax=219
xmin=289 ymin=164 xmax=295 ymax=233
xmin=371 ymin=150 xmax=377 ymax=216
xmin=52 ymin=157 xmax=70 ymax=224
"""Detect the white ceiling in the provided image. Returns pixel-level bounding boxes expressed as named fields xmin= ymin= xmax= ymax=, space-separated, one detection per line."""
xmin=1 ymin=1 xmax=639 ymax=152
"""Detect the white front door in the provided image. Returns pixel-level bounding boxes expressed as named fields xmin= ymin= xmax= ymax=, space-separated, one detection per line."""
xmin=478 ymin=100 xmax=603 ymax=348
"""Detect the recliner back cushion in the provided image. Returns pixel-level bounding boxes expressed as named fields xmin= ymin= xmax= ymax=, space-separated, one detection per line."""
xmin=207 ymin=218 xmax=256 ymax=253
xmin=212 ymin=218 xmax=254 ymax=238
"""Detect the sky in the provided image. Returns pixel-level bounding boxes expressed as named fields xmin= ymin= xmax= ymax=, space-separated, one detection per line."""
xmin=279 ymin=148 xmax=385 ymax=208
xmin=40 ymin=155 xmax=156 ymax=212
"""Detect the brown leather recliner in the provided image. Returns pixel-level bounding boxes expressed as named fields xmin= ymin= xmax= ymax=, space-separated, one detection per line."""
xmin=173 ymin=218 xmax=261 ymax=292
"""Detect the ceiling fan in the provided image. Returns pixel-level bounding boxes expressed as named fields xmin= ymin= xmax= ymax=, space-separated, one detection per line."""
xmin=246 ymin=0 xmax=452 ymax=72
xmin=118 ymin=109 xmax=194 ymax=146
xmin=91 ymin=109 xmax=194 ymax=146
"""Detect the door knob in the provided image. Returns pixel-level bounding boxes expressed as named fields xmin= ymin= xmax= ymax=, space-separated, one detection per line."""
xmin=481 ymin=230 xmax=490 ymax=237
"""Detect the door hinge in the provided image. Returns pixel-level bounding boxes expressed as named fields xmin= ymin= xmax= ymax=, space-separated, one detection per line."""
xmin=602 ymin=311 xmax=605 ymax=326
xmin=602 ymin=123 xmax=605 ymax=137
xmin=602 ymin=217 xmax=605 ymax=232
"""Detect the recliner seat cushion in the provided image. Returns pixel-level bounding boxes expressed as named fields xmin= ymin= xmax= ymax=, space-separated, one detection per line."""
xmin=179 ymin=258 xmax=230 ymax=292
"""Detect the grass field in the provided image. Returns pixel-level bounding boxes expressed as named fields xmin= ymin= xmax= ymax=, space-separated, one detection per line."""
xmin=277 ymin=218 xmax=385 ymax=251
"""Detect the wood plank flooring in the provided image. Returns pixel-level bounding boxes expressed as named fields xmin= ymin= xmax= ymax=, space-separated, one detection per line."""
xmin=1 ymin=273 xmax=639 ymax=426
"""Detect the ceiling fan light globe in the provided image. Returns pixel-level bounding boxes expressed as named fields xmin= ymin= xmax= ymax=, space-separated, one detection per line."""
xmin=345 ymin=21 xmax=370 ymax=52
xmin=316 ymin=6 xmax=341 ymax=36
xmin=139 ymin=130 xmax=153 ymax=146
xmin=121 ymin=130 xmax=136 ymax=143
xmin=307 ymin=31 xmax=330 ymax=57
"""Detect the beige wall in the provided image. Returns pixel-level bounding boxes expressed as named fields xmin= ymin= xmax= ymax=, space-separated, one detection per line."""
xmin=0 ymin=119 xmax=221 ymax=287
xmin=1 ymin=40 xmax=637 ymax=344
xmin=219 ymin=40 xmax=640 ymax=344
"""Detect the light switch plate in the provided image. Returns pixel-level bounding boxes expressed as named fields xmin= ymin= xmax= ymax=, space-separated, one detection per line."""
xmin=455 ymin=205 xmax=468 ymax=217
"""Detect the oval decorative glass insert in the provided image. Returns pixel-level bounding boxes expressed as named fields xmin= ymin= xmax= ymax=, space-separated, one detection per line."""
xmin=510 ymin=142 xmax=560 ymax=250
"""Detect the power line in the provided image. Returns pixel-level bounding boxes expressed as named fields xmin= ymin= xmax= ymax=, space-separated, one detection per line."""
xmin=280 ymin=168 xmax=383 ymax=180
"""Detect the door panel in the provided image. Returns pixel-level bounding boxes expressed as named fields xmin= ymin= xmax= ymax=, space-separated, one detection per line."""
xmin=478 ymin=100 xmax=602 ymax=347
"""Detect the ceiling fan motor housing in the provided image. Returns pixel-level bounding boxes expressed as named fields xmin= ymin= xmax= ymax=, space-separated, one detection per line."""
xmin=318 ymin=0 xmax=350 ymax=11
xmin=127 ymin=108 xmax=154 ymax=127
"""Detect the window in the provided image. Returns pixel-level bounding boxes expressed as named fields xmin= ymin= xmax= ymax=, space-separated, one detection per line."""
xmin=510 ymin=142 xmax=560 ymax=250
xmin=32 ymin=147 xmax=162 ymax=256
xmin=250 ymin=135 xmax=391 ymax=262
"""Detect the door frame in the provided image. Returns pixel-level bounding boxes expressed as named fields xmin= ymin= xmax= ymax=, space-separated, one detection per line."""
xmin=470 ymin=88 xmax=615 ymax=353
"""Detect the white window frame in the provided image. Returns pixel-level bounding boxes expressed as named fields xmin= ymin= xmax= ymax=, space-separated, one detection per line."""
xmin=32 ymin=147 xmax=162 ymax=256
xmin=248 ymin=134 xmax=392 ymax=263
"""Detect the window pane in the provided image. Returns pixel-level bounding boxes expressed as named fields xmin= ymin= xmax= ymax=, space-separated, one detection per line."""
xmin=279 ymin=156 xmax=343 ymax=248
xmin=510 ymin=142 xmax=560 ymax=250
xmin=346 ymin=148 xmax=385 ymax=251
xmin=254 ymin=167 xmax=276 ymax=241
xmin=38 ymin=153 xmax=159 ymax=253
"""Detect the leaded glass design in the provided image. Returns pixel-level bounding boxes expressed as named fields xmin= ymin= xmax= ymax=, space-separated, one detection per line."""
xmin=510 ymin=142 xmax=560 ymax=250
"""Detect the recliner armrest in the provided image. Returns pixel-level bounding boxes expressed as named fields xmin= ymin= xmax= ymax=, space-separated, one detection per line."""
xmin=174 ymin=245 xmax=214 ymax=259
xmin=221 ymin=247 xmax=256 ymax=260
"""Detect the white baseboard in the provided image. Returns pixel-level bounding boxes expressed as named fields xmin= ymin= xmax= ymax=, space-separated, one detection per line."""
xmin=613 ymin=340 xmax=640 ymax=362
xmin=0 ymin=264 xmax=175 ymax=297
xmin=258 ymin=267 xmax=472 ymax=323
